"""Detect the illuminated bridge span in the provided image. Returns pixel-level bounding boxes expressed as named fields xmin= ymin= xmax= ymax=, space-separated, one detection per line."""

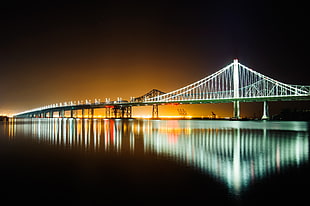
xmin=14 ymin=59 xmax=310 ymax=119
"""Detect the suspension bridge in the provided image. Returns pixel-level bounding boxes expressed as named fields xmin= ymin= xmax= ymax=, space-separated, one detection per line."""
xmin=14 ymin=59 xmax=310 ymax=119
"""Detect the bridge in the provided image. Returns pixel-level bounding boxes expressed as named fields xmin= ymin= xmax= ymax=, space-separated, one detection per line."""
xmin=14 ymin=59 xmax=310 ymax=119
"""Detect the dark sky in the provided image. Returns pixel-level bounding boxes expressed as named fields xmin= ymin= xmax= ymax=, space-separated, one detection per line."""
xmin=0 ymin=0 xmax=309 ymax=116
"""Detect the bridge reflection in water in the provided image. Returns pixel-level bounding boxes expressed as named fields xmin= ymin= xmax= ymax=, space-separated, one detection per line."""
xmin=8 ymin=118 xmax=309 ymax=196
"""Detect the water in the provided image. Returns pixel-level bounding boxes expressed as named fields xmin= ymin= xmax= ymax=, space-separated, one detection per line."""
xmin=0 ymin=118 xmax=309 ymax=205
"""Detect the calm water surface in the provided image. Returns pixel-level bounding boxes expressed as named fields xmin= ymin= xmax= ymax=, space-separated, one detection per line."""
xmin=0 ymin=118 xmax=309 ymax=205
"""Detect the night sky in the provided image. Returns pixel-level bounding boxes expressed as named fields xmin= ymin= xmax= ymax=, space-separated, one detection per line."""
xmin=0 ymin=0 xmax=309 ymax=117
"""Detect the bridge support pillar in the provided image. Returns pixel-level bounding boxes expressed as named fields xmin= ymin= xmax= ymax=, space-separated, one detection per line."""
xmin=90 ymin=108 xmax=94 ymax=118
xmin=90 ymin=108 xmax=95 ymax=119
xmin=233 ymin=101 xmax=240 ymax=119
xmin=261 ymin=101 xmax=269 ymax=120
xmin=113 ymin=107 xmax=119 ymax=118
xmin=60 ymin=110 xmax=65 ymax=118
xmin=121 ymin=107 xmax=125 ymax=118
xmin=81 ymin=109 xmax=84 ymax=118
xmin=121 ymin=106 xmax=132 ymax=118
xmin=105 ymin=107 xmax=111 ymax=118
xmin=126 ymin=106 xmax=132 ymax=118
xmin=70 ymin=110 xmax=74 ymax=118
xmin=152 ymin=104 xmax=159 ymax=119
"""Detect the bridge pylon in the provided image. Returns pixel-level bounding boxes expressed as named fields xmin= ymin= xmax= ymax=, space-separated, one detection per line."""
xmin=261 ymin=101 xmax=269 ymax=120
xmin=233 ymin=59 xmax=240 ymax=119
xmin=152 ymin=104 xmax=159 ymax=119
xmin=233 ymin=101 xmax=240 ymax=119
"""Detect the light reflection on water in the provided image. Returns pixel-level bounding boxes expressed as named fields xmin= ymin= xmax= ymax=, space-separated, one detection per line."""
xmin=6 ymin=118 xmax=309 ymax=197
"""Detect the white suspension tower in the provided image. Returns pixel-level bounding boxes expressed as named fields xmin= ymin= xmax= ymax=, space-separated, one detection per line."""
xmin=233 ymin=59 xmax=240 ymax=119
